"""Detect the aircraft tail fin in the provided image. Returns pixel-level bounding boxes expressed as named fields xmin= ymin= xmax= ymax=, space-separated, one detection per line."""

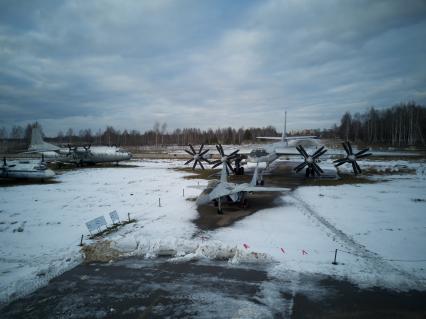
xmin=28 ymin=126 xmax=60 ymax=152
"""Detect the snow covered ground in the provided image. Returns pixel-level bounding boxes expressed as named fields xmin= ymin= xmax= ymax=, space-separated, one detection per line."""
xmin=0 ymin=158 xmax=425 ymax=305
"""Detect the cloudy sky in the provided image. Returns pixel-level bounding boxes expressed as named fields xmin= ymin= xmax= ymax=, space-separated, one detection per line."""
xmin=1 ymin=0 xmax=425 ymax=136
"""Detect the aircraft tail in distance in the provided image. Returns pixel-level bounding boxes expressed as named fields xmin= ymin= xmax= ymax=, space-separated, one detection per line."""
xmin=28 ymin=126 xmax=60 ymax=152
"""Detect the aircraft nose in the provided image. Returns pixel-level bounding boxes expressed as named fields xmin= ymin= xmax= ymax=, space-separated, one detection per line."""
xmin=196 ymin=194 xmax=210 ymax=206
xmin=45 ymin=169 xmax=56 ymax=178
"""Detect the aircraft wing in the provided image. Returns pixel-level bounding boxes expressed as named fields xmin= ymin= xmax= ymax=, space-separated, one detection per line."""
xmin=256 ymin=136 xmax=318 ymax=141
xmin=256 ymin=137 xmax=282 ymax=141
xmin=285 ymin=136 xmax=318 ymax=140
xmin=237 ymin=186 xmax=290 ymax=193
xmin=187 ymin=185 xmax=208 ymax=190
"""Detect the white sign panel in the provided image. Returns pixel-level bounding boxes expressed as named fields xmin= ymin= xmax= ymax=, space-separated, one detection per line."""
xmin=109 ymin=210 xmax=120 ymax=224
xmin=85 ymin=216 xmax=108 ymax=233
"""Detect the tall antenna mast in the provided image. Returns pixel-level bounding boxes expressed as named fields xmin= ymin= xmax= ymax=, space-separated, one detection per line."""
xmin=281 ymin=110 xmax=287 ymax=143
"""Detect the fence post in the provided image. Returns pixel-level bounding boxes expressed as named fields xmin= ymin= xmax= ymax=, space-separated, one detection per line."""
xmin=332 ymin=249 xmax=338 ymax=265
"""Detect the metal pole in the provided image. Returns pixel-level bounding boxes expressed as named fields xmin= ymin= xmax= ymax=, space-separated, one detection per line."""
xmin=183 ymin=188 xmax=185 ymax=197
xmin=79 ymin=234 xmax=84 ymax=246
xmin=159 ymin=197 xmax=161 ymax=207
xmin=332 ymin=249 xmax=338 ymax=265
xmin=128 ymin=213 xmax=130 ymax=222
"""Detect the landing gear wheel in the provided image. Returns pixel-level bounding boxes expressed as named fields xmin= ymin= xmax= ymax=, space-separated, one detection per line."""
xmin=240 ymin=199 xmax=248 ymax=208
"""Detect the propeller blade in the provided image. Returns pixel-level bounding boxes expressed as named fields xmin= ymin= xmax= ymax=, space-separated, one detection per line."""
xmin=294 ymin=161 xmax=308 ymax=172
xmin=189 ymin=144 xmax=196 ymax=155
xmin=192 ymin=160 xmax=197 ymax=170
xmin=295 ymin=145 xmax=303 ymax=157
xmin=333 ymin=157 xmax=346 ymax=164
xmin=184 ymin=149 xmax=195 ymax=156
xmin=228 ymin=149 xmax=240 ymax=157
xmin=335 ymin=161 xmax=347 ymax=167
xmin=313 ymin=162 xmax=324 ymax=174
xmin=312 ymin=146 xmax=325 ymax=158
xmin=297 ymin=145 xmax=309 ymax=158
xmin=199 ymin=149 xmax=209 ymax=157
xmin=226 ymin=162 xmax=235 ymax=174
xmin=313 ymin=149 xmax=327 ymax=159
xmin=356 ymin=161 xmax=362 ymax=174
xmin=355 ymin=148 xmax=369 ymax=157
xmin=199 ymin=144 xmax=204 ymax=154
xmin=357 ymin=153 xmax=372 ymax=159
xmin=212 ymin=161 xmax=222 ymax=169
xmin=198 ymin=161 xmax=205 ymax=170
xmin=216 ymin=144 xmax=222 ymax=156
xmin=184 ymin=158 xmax=194 ymax=165
xmin=342 ymin=142 xmax=350 ymax=156
xmin=347 ymin=141 xmax=353 ymax=155
xmin=351 ymin=162 xmax=358 ymax=175
xmin=311 ymin=164 xmax=321 ymax=176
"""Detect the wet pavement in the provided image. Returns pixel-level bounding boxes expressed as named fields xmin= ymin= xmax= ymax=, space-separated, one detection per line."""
xmin=1 ymin=257 xmax=425 ymax=318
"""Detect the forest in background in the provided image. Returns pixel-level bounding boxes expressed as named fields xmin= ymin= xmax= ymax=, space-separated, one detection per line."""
xmin=1 ymin=102 xmax=425 ymax=151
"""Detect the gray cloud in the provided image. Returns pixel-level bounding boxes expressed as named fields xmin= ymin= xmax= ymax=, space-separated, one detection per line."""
xmin=0 ymin=0 xmax=425 ymax=135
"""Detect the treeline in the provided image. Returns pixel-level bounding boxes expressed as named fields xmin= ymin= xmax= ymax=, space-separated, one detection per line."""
xmin=336 ymin=102 xmax=426 ymax=146
xmin=0 ymin=122 xmax=290 ymax=148
xmin=52 ymin=125 xmax=286 ymax=146
xmin=1 ymin=102 xmax=424 ymax=150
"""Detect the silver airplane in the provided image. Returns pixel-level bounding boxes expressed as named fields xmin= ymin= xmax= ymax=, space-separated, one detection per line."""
xmin=245 ymin=111 xmax=319 ymax=167
xmin=1 ymin=157 xmax=55 ymax=180
xmin=195 ymin=163 xmax=289 ymax=214
xmin=28 ymin=126 xmax=132 ymax=166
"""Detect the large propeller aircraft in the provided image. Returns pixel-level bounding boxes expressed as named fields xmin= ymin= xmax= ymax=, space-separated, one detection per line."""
xmin=183 ymin=139 xmax=372 ymax=181
xmin=194 ymin=163 xmax=289 ymax=214
xmin=1 ymin=156 xmax=55 ymax=181
xmin=27 ymin=126 xmax=132 ymax=166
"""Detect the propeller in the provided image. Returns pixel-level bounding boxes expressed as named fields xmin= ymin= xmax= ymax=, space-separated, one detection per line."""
xmin=333 ymin=141 xmax=371 ymax=175
xmin=294 ymin=145 xmax=328 ymax=177
xmin=210 ymin=144 xmax=240 ymax=175
xmin=184 ymin=144 xmax=210 ymax=170
xmin=83 ymin=144 xmax=91 ymax=151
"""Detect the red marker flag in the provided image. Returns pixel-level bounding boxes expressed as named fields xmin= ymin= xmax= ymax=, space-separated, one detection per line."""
xmin=243 ymin=243 xmax=250 ymax=249
xmin=280 ymin=248 xmax=286 ymax=254
xmin=302 ymin=250 xmax=308 ymax=255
